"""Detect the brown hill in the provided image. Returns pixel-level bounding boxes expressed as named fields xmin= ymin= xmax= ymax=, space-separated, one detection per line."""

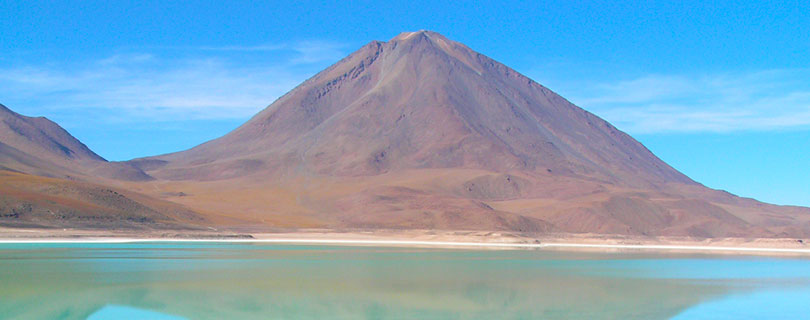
xmin=0 ymin=104 xmax=206 ymax=230
xmin=126 ymin=31 xmax=809 ymax=238
xmin=0 ymin=103 xmax=151 ymax=181
xmin=0 ymin=169 xmax=203 ymax=229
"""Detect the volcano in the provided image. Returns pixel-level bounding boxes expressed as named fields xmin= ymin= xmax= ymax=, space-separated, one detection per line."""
xmin=118 ymin=31 xmax=808 ymax=237
xmin=3 ymin=31 xmax=808 ymax=237
xmin=140 ymin=31 xmax=690 ymax=186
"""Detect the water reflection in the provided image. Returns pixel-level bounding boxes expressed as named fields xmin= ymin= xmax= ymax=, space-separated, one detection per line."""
xmin=671 ymin=289 xmax=810 ymax=319
xmin=87 ymin=305 xmax=186 ymax=320
xmin=0 ymin=243 xmax=808 ymax=319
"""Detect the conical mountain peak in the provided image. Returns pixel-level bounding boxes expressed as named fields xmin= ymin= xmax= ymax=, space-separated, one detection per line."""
xmin=2 ymin=32 xmax=802 ymax=238
xmin=143 ymin=31 xmax=692 ymax=188
xmin=2 ymin=28 xmax=809 ymax=238
xmin=383 ymin=30 xmax=482 ymax=72
xmin=389 ymin=30 xmax=449 ymax=44
xmin=391 ymin=30 xmax=433 ymax=40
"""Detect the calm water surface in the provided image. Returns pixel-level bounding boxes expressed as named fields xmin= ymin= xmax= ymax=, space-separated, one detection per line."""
xmin=1 ymin=243 xmax=809 ymax=319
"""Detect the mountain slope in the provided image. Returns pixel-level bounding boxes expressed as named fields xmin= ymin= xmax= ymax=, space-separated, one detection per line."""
xmin=0 ymin=104 xmax=206 ymax=230
xmin=0 ymin=169 xmax=203 ymax=229
xmin=142 ymin=31 xmax=691 ymax=188
xmin=0 ymin=103 xmax=151 ymax=181
xmin=2 ymin=32 xmax=806 ymax=238
xmin=125 ymin=31 xmax=809 ymax=238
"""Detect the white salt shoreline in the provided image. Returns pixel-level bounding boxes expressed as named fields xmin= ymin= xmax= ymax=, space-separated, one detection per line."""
xmin=1 ymin=238 xmax=810 ymax=254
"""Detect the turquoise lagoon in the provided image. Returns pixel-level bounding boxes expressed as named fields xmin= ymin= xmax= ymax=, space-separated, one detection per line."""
xmin=1 ymin=242 xmax=809 ymax=319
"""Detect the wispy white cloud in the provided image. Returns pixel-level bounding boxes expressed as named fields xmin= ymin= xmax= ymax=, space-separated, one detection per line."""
xmin=197 ymin=40 xmax=347 ymax=64
xmin=198 ymin=44 xmax=287 ymax=52
xmin=97 ymin=53 xmax=155 ymax=65
xmin=0 ymin=58 xmax=298 ymax=121
xmin=557 ymin=69 xmax=810 ymax=133
xmin=289 ymin=41 xmax=347 ymax=64
xmin=0 ymin=40 xmax=349 ymax=123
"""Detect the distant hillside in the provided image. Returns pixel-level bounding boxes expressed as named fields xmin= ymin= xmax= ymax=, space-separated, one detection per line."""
xmin=0 ymin=103 xmax=151 ymax=181
xmin=0 ymin=104 xmax=203 ymax=229
xmin=0 ymin=169 xmax=203 ymax=229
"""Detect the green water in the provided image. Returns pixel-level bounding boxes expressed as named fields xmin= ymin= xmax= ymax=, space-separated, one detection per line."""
xmin=1 ymin=243 xmax=809 ymax=319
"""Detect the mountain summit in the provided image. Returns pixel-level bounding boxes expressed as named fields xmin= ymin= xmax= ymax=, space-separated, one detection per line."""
xmin=141 ymin=31 xmax=690 ymax=187
xmin=3 ymin=31 xmax=806 ymax=237
xmin=121 ymin=31 xmax=810 ymax=237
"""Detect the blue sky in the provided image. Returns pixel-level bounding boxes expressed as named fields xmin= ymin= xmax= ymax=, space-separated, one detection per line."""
xmin=1 ymin=1 xmax=808 ymax=206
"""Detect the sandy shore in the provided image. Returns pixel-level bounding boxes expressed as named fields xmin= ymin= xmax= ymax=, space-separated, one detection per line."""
xmin=1 ymin=227 xmax=809 ymax=255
